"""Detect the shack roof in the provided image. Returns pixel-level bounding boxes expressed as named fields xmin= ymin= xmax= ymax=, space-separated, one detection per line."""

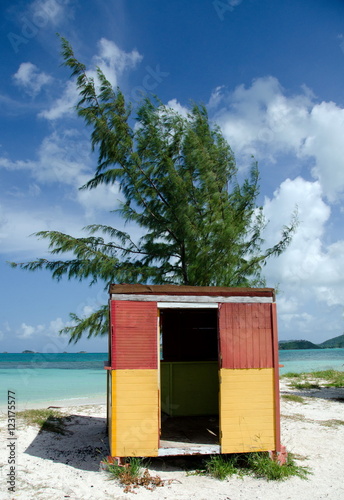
xmin=109 ymin=284 xmax=275 ymax=299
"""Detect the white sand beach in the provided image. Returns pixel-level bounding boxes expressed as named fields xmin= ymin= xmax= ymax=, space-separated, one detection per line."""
xmin=0 ymin=380 xmax=343 ymax=500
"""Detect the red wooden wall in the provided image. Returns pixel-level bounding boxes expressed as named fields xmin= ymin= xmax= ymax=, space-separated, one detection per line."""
xmin=110 ymin=301 xmax=158 ymax=369
xmin=218 ymin=303 xmax=274 ymax=369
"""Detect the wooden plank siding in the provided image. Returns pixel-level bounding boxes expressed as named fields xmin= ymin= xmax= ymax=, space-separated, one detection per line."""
xmin=218 ymin=303 xmax=273 ymax=369
xmin=110 ymin=369 xmax=159 ymax=457
xmin=218 ymin=302 xmax=277 ymax=453
xmin=220 ymin=368 xmax=275 ymax=453
xmin=110 ymin=301 xmax=158 ymax=369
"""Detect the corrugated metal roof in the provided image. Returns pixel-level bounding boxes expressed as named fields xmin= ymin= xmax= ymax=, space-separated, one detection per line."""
xmin=109 ymin=284 xmax=275 ymax=298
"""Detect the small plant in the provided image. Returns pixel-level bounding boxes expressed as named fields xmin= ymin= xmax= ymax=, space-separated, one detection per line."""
xmin=282 ymin=394 xmax=306 ymax=403
xmin=283 ymin=372 xmax=303 ymax=379
xmin=311 ymin=370 xmax=344 ymax=387
xmin=246 ymin=452 xmax=310 ymax=481
xmin=320 ymin=419 xmax=344 ymax=428
xmin=16 ymin=409 xmax=71 ymax=434
xmin=290 ymin=381 xmax=320 ymax=390
xmin=198 ymin=452 xmax=310 ymax=482
xmin=282 ymin=370 xmax=344 ymax=388
xmin=203 ymin=455 xmax=239 ymax=480
xmin=104 ymin=457 xmax=171 ymax=492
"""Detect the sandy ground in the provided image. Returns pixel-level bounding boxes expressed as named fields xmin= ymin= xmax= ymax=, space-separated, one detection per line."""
xmin=0 ymin=381 xmax=343 ymax=500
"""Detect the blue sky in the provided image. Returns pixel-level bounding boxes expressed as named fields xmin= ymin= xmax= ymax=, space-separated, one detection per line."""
xmin=1 ymin=0 xmax=344 ymax=352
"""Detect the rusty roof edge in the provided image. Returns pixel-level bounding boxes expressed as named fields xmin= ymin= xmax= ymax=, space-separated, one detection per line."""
xmin=109 ymin=284 xmax=275 ymax=297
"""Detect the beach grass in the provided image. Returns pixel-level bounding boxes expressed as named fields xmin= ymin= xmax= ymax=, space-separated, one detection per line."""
xmin=282 ymin=394 xmax=306 ymax=403
xmin=282 ymin=369 xmax=344 ymax=389
xmin=192 ymin=452 xmax=310 ymax=481
xmin=16 ymin=408 xmax=72 ymax=434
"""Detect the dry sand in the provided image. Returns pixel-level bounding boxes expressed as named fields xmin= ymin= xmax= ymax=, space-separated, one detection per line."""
xmin=0 ymin=381 xmax=343 ymax=500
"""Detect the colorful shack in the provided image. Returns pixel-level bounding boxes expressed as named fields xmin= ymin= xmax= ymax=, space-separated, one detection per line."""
xmin=105 ymin=284 xmax=284 ymax=461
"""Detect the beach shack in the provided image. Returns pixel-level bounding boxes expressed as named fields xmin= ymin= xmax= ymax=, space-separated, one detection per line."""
xmin=105 ymin=284 xmax=285 ymax=461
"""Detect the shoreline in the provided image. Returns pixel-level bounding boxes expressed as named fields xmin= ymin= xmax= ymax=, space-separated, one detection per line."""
xmin=0 ymin=394 xmax=106 ymax=413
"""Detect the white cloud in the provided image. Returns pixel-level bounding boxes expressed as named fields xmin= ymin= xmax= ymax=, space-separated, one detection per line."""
xmin=40 ymin=39 xmax=142 ymax=121
xmin=212 ymin=76 xmax=344 ymax=201
xmin=76 ymin=178 xmax=122 ymax=217
xmin=13 ymin=62 xmax=52 ymax=97
xmin=0 ymin=202 xmax=84 ymax=255
xmin=17 ymin=322 xmax=37 ymax=339
xmin=263 ymin=177 xmax=332 ymax=285
xmin=0 ymin=129 xmax=90 ymax=186
xmin=261 ymin=176 xmax=344 ymax=337
xmin=29 ymin=0 xmax=72 ymax=26
xmin=166 ymin=98 xmax=188 ymax=118
xmin=39 ymin=81 xmax=79 ymax=119
xmin=16 ymin=318 xmax=70 ymax=342
xmin=92 ymin=38 xmax=142 ymax=88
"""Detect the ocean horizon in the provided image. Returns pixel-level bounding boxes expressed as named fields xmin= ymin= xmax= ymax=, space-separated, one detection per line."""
xmin=0 ymin=350 xmax=343 ymax=409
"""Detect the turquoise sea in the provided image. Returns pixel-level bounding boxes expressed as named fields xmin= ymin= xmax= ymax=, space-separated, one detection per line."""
xmin=0 ymin=350 xmax=343 ymax=409
xmin=0 ymin=353 xmax=108 ymax=409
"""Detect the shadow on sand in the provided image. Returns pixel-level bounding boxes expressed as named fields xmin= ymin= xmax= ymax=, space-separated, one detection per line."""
xmin=24 ymin=414 xmax=109 ymax=472
xmin=281 ymin=386 xmax=344 ymax=402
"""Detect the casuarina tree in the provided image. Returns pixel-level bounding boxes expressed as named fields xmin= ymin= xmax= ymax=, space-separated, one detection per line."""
xmin=10 ymin=37 xmax=297 ymax=343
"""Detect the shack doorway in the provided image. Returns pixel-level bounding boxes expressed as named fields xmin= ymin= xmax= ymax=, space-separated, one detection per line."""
xmin=159 ymin=307 xmax=220 ymax=455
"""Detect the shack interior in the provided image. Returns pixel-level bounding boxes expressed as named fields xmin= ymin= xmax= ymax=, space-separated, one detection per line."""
xmin=159 ymin=307 xmax=220 ymax=453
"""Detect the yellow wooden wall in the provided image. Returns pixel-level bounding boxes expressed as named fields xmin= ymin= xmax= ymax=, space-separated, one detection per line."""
xmin=110 ymin=369 xmax=159 ymax=457
xmin=220 ymin=368 xmax=276 ymax=453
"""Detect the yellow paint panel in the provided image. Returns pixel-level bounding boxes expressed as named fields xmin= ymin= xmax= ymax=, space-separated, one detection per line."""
xmin=110 ymin=369 xmax=159 ymax=457
xmin=220 ymin=368 xmax=276 ymax=453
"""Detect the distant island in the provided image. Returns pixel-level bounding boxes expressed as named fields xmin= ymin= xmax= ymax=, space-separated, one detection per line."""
xmin=22 ymin=350 xmax=36 ymax=353
xmin=279 ymin=333 xmax=344 ymax=350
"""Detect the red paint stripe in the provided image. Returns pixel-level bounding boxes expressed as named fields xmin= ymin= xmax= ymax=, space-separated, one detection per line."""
xmin=272 ymin=303 xmax=281 ymax=451
xmin=110 ymin=301 xmax=158 ymax=369
xmin=219 ymin=303 xmax=274 ymax=369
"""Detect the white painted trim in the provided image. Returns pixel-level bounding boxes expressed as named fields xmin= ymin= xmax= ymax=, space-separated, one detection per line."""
xmin=158 ymin=444 xmax=221 ymax=456
xmin=111 ymin=293 xmax=273 ymax=303
xmin=158 ymin=302 xmax=218 ymax=309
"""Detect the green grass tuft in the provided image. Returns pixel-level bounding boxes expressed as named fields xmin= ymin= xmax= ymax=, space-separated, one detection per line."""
xmin=203 ymin=454 xmax=239 ymax=480
xmin=290 ymin=382 xmax=321 ymax=390
xmin=320 ymin=419 xmax=344 ymax=427
xmin=283 ymin=372 xmax=303 ymax=379
xmin=246 ymin=452 xmax=310 ymax=481
xmin=197 ymin=452 xmax=310 ymax=482
xmin=282 ymin=394 xmax=306 ymax=403
xmin=282 ymin=370 xmax=344 ymax=388
xmin=17 ymin=408 xmax=71 ymax=434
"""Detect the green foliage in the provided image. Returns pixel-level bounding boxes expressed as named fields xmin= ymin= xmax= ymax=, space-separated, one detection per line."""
xmin=282 ymin=394 xmax=306 ymax=403
xmin=279 ymin=334 xmax=344 ymax=350
xmin=291 ymin=382 xmax=321 ymax=390
xmin=196 ymin=452 xmax=309 ymax=481
xmin=279 ymin=340 xmax=321 ymax=350
xmin=321 ymin=419 xmax=344 ymax=427
xmin=17 ymin=408 xmax=71 ymax=434
xmin=282 ymin=372 xmax=302 ymax=379
xmin=202 ymin=454 xmax=240 ymax=480
xmin=282 ymin=370 xmax=344 ymax=388
xmin=319 ymin=333 xmax=344 ymax=348
xmin=10 ymin=36 xmax=297 ymax=343
xmin=245 ymin=452 xmax=309 ymax=481
xmin=310 ymin=370 xmax=344 ymax=387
